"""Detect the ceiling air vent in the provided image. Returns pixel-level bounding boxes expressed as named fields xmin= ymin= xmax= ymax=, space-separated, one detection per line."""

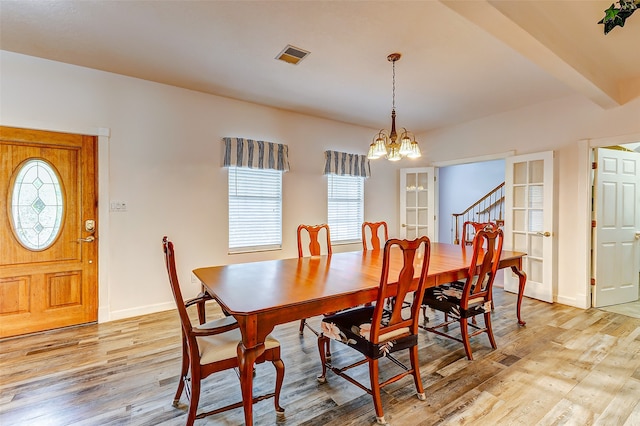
xmin=275 ymin=45 xmax=310 ymax=65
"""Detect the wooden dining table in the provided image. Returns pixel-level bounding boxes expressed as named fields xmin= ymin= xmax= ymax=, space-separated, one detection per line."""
xmin=193 ymin=242 xmax=527 ymax=425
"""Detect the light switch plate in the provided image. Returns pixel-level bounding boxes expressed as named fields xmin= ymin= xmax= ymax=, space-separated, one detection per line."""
xmin=110 ymin=201 xmax=127 ymax=212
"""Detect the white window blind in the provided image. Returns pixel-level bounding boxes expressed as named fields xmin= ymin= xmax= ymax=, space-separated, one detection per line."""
xmin=228 ymin=167 xmax=282 ymax=252
xmin=327 ymin=174 xmax=364 ymax=243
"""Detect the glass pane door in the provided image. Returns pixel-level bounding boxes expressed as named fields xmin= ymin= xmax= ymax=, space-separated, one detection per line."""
xmin=505 ymin=151 xmax=554 ymax=302
xmin=400 ymin=167 xmax=437 ymax=241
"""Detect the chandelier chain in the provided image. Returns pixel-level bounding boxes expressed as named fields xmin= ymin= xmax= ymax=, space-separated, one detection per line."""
xmin=392 ymin=59 xmax=396 ymax=111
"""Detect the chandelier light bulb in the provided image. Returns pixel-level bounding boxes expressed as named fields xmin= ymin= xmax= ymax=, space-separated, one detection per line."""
xmin=387 ymin=147 xmax=402 ymax=161
xmin=399 ymin=131 xmax=413 ymax=156
xmin=407 ymin=141 xmax=422 ymax=159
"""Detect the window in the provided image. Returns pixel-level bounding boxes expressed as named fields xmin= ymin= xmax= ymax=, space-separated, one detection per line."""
xmin=327 ymin=174 xmax=364 ymax=243
xmin=228 ymin=167 xmax=282 ymax=252
xmin=10 ymin=159 xmax=64 ymax=250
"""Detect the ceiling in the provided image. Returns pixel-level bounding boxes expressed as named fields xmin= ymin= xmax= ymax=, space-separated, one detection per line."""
xmin=1 ymin=1 xmax=639 ymax=134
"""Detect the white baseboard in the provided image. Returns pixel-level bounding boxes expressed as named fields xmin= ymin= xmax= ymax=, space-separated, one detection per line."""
xmin=556 ymin=294 xmax=589 ymax=309
xmin=98 ymin=306 xmax=110 ymax=323
xmin=105 ymin=302 xmax=176 ymax=322
xmin=503 ymin=280 xmax=553 ymax=303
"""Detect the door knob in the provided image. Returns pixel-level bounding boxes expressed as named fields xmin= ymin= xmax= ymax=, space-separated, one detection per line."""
xmin=635 ymin=232 xmax=640 ymax=240
xmin=77 ymin=236 xmax=95 ymax=243
xmin=536 ymin=232 xmax=551 ymax=237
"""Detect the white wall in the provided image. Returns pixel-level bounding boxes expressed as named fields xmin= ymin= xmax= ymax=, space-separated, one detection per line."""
xmin=0 ymin=51 xmax=400 ymax=320
xmin=3 ymin=51 xmax=640 ymax=317
xmin=438 ymin=159 xmax=505 ymax=244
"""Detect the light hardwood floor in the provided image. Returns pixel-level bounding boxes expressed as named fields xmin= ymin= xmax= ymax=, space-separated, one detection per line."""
xmin=1 ymin=290 xmax=639 ymax=426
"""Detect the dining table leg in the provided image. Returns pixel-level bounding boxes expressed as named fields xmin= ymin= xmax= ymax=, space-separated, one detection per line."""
xmin=237 ymin=341 xmax=264 ymax=426
xmin=510 ymin=265 xmax=527 ymax=326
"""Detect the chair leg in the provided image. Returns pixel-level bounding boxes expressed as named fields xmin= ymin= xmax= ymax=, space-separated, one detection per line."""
xmin=368 ymin=358 xmax=386 ymax=425
xmin=272 ymin=357 xmax=286 ymax=418
xmin=173 ymin=333 xmax=189 ymax=407
xmin=186 ymin=370 xmax=201 ymax=426
xmin=299 ymin=319 xmax=306 ymax=335
xmin=485 ymin=311 xmax=497 ymax=349
xmin=460 ymin=317 xmax=473 ymax=360
xmin=316 ymin=335 xmax=329 ymax=383
xmin=409 ymin=345 xmax=426 ymax=401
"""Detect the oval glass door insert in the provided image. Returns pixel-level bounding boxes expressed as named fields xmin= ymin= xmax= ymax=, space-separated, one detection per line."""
xmin=10 ymin=158 xmax=64 ymax=250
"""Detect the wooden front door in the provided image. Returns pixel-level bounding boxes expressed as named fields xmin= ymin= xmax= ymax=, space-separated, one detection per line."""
xmin=0 ymin=126 xmax=98 ymax=338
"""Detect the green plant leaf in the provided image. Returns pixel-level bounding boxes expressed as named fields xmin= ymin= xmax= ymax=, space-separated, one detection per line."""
xmin=599 ymin=2 xmax=637 ymax=34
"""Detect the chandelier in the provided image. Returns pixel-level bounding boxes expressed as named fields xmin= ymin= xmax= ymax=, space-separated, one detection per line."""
xmin=367 ymin=53 xmax=421 ymax=161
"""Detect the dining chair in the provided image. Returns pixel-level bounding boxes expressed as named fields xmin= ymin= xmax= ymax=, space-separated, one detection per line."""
xmin=162 ymin=236 xmax=285 ymax=425
xmin=362 ymin=221 xmax=388 ymax=251
xmin=458 ymin=221 xmax=501 ymax=323
xmin=420 ymin=227 xmax=504 ymax=360
xmin=297 ymin=223 xmax=332 ymax=335
xmin=317 ymin=236 xmax=431 ymax=425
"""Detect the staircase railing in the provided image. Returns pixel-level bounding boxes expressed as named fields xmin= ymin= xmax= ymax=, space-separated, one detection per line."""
xmin=452 ymin=182 xmax=505 ymax=245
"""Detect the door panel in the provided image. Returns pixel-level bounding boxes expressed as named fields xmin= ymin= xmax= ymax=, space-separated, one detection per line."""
xmin=592 ymin=147 xmax=640 ymax=307
xmin=400 ymin=167 xmax=437 ymax=241
xmin=0 ymin=126 xmax=98 ymax=338
xmin=504 ymin=151 xmax=554 ymax=302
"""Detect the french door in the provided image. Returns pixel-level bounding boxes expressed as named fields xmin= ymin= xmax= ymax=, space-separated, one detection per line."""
xmin=504 ymin=151 xmax=555 ymax=302
xmin=399 ymin=167 xmax=438 ymax=241
xmin=0 ymin=126 xmax=98 ymax=338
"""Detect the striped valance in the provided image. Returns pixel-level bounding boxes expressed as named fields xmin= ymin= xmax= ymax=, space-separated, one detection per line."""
xmin=223 ymin=137 xmax=290 ymax=172
xmin=323 ymin=150 xmax=370 ymax=178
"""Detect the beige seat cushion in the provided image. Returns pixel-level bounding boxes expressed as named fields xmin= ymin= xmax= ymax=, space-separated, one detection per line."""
xmin=195 ymin=317 xmax=280 ymax=365
xmin=357 ymin=323 xmax=410 ymax=343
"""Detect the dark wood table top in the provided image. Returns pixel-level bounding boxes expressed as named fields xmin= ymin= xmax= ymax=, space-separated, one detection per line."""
xmin=193 ymin=242 xmax=526 ymax=317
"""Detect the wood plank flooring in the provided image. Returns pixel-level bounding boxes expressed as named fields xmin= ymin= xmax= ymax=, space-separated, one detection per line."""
xmin=1 ymin=290 xmax=639 ymax=425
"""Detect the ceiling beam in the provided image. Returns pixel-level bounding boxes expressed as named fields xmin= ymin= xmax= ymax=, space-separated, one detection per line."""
xmin=441 ymin=0 xmax=623 ymax=109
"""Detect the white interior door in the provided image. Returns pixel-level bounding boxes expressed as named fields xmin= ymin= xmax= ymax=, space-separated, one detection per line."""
xmin=504 ymin=151 xmax=554 ymax=302
xmin=399 ymin=167 xmax=437 ymax=241
xmin=592 ymin=147 xmax=640 ymax=308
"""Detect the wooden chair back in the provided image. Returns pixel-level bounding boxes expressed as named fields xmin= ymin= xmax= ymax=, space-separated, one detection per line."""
xmin=461 ymin=228 xmax=504 ymax=308
xmin=163 ymin=237 xmax=197 ymax=338
xmin=296 ymin=224 xmax=332 ymax=335
xmin=462 ymin=221 xmax=499 ymax=246
xmin=361 ymin=221 xmax=389 ymax=251
xmin=297 ymin=224 xmax=332 ymax=257
xmin=370 ymin=236 xmax=431 ymax=342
